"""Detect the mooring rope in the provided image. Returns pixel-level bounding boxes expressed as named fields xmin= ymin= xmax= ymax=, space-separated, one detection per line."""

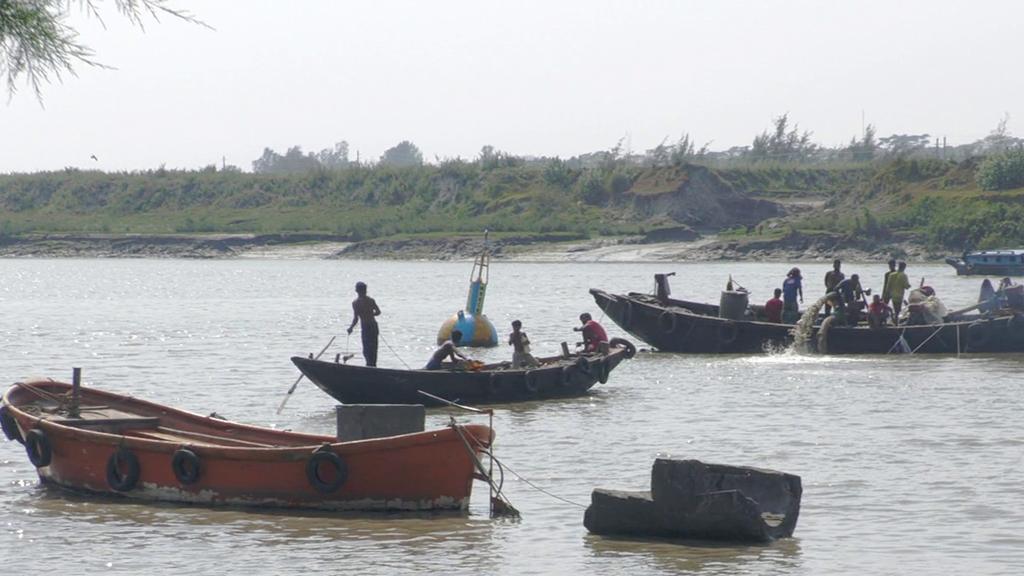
xmin=497 ymin=457 xmax=588 ymax=508
xmin=887 ymin=328 xmax=909 ymax=354
xmin=910 ymin=324 xmax=947 ymax=354
xmin=378 ymin=332 xmax=412 ymax=370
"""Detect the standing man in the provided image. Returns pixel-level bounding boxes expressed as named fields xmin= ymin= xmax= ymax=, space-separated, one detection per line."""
xmin=824 ymin=259 xmax=845 ymax=316
xmin=782 ymin=267 xmax=804 ymax=323
xmin=881 ymin=258 xmax=897 ymax=305
xmin=347 ymin=281 xmax=381 ymax=367
xmin=575 ymin=312 xmax=609 ymax=353
xmin=889 ymin=262 xmax=912 ymax=325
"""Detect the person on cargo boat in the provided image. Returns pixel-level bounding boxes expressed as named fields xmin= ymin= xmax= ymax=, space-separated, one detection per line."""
xmin=346 ymin=281 xmax=381 ymax=367
xmin=508 ymin=320 xmax=540 ymax=368
xmin=823 ymin=259 xmax=845 ymax=316
xmin=765 ymin=288 xmax=784 ymax=323
xmin=574 ymin=312 xmax=608 ymax=353
xmin=826 ymin=294 xmax=846 ymax=325
xmin=835 ymin=274 xmax=869 ymax=325
xmin=867 ymin=294 xmax=892 ymax=329
xmin=426 ymin=330 xmax=470 ymax=370
xmin=889 ymin=261 xmax=912 ymax=325
xmin=781 ymin=267 xmax=803 ymax=323
xmin=881 ymin=258 xmax=897 ymax=305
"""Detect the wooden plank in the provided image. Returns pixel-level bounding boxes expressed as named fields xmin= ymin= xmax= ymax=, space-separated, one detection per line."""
xmin=58 ymin=417 xmax=161 ymax=430
xmin=154 ymin=426 xmax=280 ymax=448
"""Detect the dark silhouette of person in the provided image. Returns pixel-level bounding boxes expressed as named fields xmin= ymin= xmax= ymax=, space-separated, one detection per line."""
xmin=347 ymin=281 xmax=381 ymax=367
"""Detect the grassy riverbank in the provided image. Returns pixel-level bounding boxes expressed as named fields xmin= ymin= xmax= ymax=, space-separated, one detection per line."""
xmin=3 ymin=158 xmax=1024 ymax=257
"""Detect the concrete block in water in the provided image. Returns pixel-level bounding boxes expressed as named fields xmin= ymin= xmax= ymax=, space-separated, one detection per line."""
xmin=336 ymin=404 xmax=425 ymax=441
xmin=584 ymin=458 xmax=802 ymax=543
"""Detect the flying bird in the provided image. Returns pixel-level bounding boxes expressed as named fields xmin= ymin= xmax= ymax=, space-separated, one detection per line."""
xmin=90 ymin=155 xmax=98 ymax=161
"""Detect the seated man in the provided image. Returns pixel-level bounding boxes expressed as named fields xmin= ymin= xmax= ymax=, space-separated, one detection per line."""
xmin=425 ymin=330 xmax=469 ymax=370
xmin=764 ymin=288 xmax=784 ymax=323
xmin=826 ymin=295 xmax=846 ymax=326
xmin=574 ymin=312 xmax=608 ymax=353
xmin=867 ymin=294 xmax=892 ymax=329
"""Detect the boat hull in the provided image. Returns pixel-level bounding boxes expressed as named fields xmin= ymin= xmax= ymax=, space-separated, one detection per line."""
xmin=292 ymin=347 xmax=632 ymax=406
xmin=2 ymin=380 xmax=490 ymax=511
xmin=590 ymin=289 xmax=794 ymax=353
xmin=591 ymin=289 xmax=1024 ymax=354
xmin=945 ymin=257 xmax=1024 ymax=276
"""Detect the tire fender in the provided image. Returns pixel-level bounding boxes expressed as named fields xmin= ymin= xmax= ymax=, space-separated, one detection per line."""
xmin=717 ymin=321 xmax=740 ymax=347
xmin=25 ymin=429 xmax=51 ymax=468
xmin=306 ymin=448 xmax=348 ymax=493
xmin=658 ymin=311 xmax=677 ymax=335
xmin=171 ymin=448 xmax=202 ymax=485
xmin=1 ymin=405 xmax=22 ymax=444
xmin=609 ymin=337 xmax=636 ymax=359
xmin=106 ymin=447 xmax=141 ymax=492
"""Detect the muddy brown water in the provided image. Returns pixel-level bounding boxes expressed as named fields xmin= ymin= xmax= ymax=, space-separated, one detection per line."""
xmin=1 ymin=259 xmax=1022 ymax=575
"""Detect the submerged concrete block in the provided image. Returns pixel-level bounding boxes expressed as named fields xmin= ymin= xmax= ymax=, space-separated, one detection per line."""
xmin=584 ymin=458 xmax=802 ymax=543
xmin=336 ymin=404 xmax=425 ymax=441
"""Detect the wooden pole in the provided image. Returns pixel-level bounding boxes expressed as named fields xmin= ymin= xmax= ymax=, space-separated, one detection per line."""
xmin=69 ymin=367 xmax=81 ymax=418
xmin=276 ymin=335 xmax=336 ymax=414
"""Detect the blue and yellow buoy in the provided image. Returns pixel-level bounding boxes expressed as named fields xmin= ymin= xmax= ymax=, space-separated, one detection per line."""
xmin=437 ymin=235 xmax=498 ymax=347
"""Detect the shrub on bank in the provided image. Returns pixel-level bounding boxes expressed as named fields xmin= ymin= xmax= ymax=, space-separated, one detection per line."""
xmin=977 ymin=149 xmax=1024 ymax=191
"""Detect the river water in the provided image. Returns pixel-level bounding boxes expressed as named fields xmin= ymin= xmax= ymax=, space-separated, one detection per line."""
xmin=1 ymin=258 xmax=1021 ymax=575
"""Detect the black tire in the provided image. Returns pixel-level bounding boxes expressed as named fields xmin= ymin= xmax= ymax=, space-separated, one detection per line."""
xmin=306 ymin=449 xmax=348 ymax=493
xmin=524 ymin=370 xmax=540 ymax=395
xmin=106 ymin=448 xmax=141 ymax=492
xmin=1 ymin=405 xmax=22 ymax=443
xmin=658 ymin=311 xmax=677 ymax=335
xmin=619 ymin=299 xmax=633 ymax=329
xmin=25 ymin=429 xmax=51 ymax=468
xmin=560 ymin=366 xmax=574 ymax=387
xmin=596 ymin=360 xmax=610 ymax=384
xmin=171 ymin=448 xmax=202 ymax=485
xmin=574 ymin=356 xmax=591 ymax=376
xmin=967 ymin=320 xmax=992 ymax=350
xmin=609 ymin=337 xmax=636 ymax=359
xmin=487 ymin=373 xmax=501 ymax=397
xmin=717 ymin=322 xmax=740 ymax=348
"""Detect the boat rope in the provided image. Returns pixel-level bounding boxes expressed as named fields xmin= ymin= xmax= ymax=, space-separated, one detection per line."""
xmin=378 ymin=332 xmax=412 ymax=370
xmin=887 ymin=328 xmax=909 ymax=354
xmin=451 ymin=420 xmax=519 ymax=517
xmin=18 ymin=381 xmax=68 ymax=404
xmin=462 ymin=427 xmax=586 ymax=510
xmin=494 ymin=456 xmax=587 ymax=509
xmin=910 ymin=324 xmax=947 ymax=354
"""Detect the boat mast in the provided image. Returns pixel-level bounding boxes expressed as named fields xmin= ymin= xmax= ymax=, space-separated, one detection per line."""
xmin=466 ymin=231 xmax=490 ymax=315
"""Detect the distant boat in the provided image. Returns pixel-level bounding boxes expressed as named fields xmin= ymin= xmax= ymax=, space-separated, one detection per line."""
xmin=1 ymin=378 xmax=491 ymax=511
xmin=946 ymin=249 xmax=1024 ymax=276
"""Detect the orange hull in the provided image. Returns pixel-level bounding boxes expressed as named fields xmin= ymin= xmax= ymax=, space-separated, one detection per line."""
xmin=1 ymin=379 xmax=492 ymax=511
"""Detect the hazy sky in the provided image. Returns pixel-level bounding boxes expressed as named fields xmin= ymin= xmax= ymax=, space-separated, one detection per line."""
xmin=2 ymin=0 xmax=1022 ymax=172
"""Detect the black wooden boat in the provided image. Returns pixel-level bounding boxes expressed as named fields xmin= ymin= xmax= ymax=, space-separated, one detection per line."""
xmin=589 ymin=288 xmax=795 ymax=353
xmin=591 ymin=283 xmax=1024 ymax=354
xmin=291 ymin=339 xmax=636 ymax=405
xmin=813 ymin=313 xmax=1024 ymax=354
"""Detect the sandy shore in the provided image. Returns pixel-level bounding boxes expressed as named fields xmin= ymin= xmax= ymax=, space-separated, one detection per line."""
xmin=0 ymin=232 xmax=944 ymax=263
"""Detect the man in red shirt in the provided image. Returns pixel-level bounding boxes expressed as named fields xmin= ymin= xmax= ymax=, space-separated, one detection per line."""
xmin=867 ymin=294 xmax=892 ymax=329
xmin=575 ymin=312 xmax=609 ymax=353
xmin=764 ymin=288 xmax=784 ymax=323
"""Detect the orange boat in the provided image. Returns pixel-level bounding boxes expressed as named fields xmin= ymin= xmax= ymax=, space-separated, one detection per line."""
xmin=0 ymin=377 xmax=492 ymax=512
